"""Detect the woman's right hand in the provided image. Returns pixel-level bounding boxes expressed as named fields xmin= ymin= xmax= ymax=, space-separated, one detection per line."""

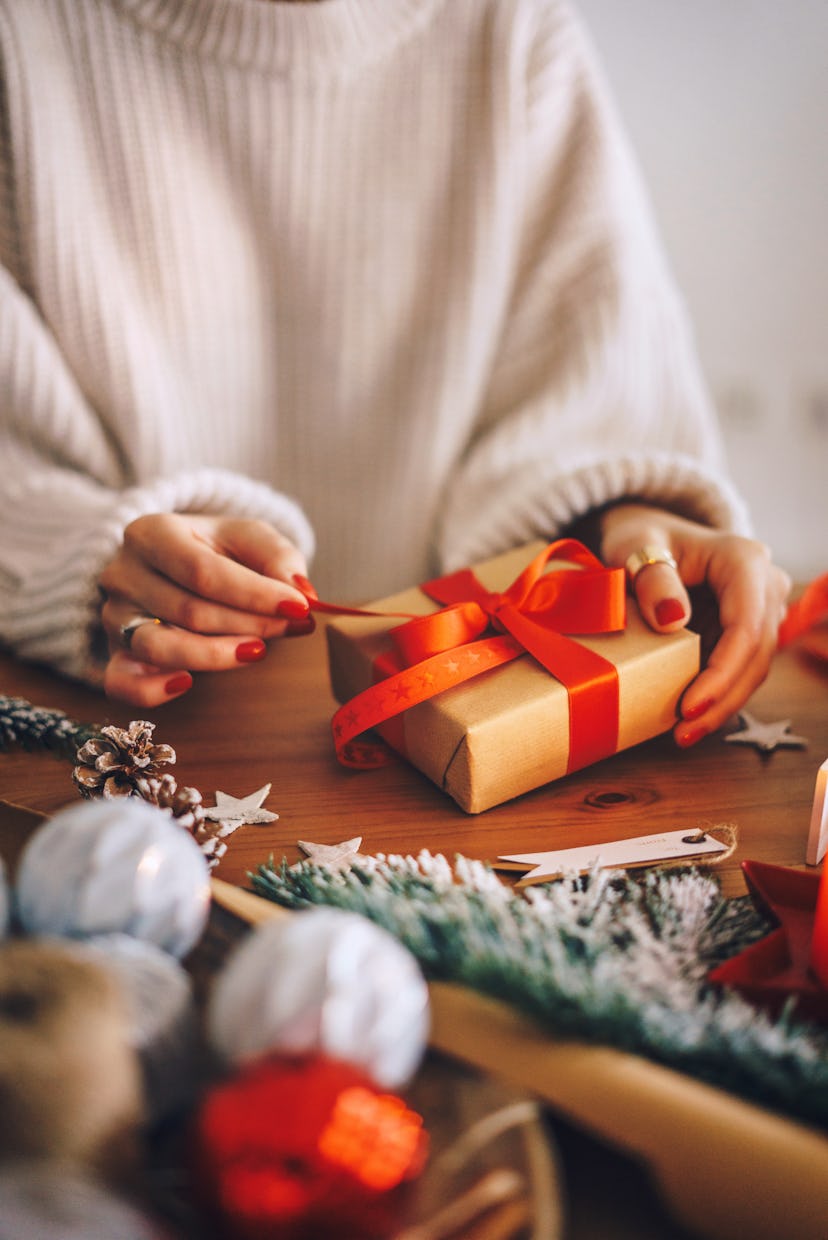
xmin=98 ymin=513 xmax=315 ymax=707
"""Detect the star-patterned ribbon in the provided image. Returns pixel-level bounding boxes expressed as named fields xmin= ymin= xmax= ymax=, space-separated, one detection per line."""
xmin=312 ymin=540 xmax=627 ymax=773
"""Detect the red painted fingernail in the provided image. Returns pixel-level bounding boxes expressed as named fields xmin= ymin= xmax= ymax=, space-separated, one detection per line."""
xmin=284 ymin=615 xmax=316 ymax=637
xmin=236 ymin=639 xmax=266 ymax=663
xmin=276 ymin=598 xmax=310 ymax=620
xmin=291 ymin=573 xmax=318 ymax=600
xmin=655 ymin=598 xmax=686 ymax=626
xmin=676 ymin=724 xmax=707 ymax=749
xmin=683 ymin=696 xmax=715 ymax=721
xmin=165 ymin=673 xmax=192 ymax=696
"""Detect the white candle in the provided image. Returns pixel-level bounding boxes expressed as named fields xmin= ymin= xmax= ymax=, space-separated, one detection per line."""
xmin=806 ymin=758 xmax=828 ymax=866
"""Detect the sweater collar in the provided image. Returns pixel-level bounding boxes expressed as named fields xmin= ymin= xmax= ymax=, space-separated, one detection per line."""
xmin=113 ymin=0 xmax=440 ymax=76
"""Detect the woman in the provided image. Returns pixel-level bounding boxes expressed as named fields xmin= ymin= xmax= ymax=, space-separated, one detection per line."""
xmin=0 ymin=0 xmax=789 ymax=748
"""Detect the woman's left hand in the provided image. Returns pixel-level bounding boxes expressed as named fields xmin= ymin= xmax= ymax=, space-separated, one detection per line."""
xmin=598 ymin=503 xmax=792 ymax=747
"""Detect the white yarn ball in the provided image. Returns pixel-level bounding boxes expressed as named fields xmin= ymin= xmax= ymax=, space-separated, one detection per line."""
xmin=15 ymin=799 xmax=210 ymax=958
xmin=0 ymin=856 xmax=9 ymax=939
xmin=208 ymin=907 xmax=430 ymax=1089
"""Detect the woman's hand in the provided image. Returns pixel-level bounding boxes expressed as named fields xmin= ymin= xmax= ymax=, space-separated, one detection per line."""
xmin=98 ymin=514 xmax=315 ymax=707
xmin=598 ymin=503 xmax=791 ymax=746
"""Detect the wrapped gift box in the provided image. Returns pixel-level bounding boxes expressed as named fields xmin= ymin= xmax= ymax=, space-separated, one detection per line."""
xmin=325 ymin=542 xmax=700 ymax=813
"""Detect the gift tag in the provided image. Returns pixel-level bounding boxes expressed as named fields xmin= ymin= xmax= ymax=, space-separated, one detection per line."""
xmin=497 ymin=829 xmax=728 ymax=887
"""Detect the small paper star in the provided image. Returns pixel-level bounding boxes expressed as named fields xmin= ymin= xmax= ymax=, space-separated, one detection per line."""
xmin=724 ymin=711 xmax=807 ymax=753
xmin=202 ymin=784 xmax=279 ymax=826
xmin=295 ymin=837 xmax=364 ymax=873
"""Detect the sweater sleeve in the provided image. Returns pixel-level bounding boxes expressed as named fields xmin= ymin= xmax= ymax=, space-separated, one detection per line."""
xmin=0 ymin=266 xmax=314 ymax=684
xmin=434 ymin=0 xmax=751 ymax=573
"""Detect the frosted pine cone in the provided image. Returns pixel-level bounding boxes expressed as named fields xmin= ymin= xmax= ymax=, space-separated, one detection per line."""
xmin=72 ymin=721 xmax=176 ymax=799
xmin=195 ymin=833 xmax=228 ymax=872
xmin=135 ymin=775 xmax=205 ymax=834
xmin=133 ymin=774 xmax=223 ymax=867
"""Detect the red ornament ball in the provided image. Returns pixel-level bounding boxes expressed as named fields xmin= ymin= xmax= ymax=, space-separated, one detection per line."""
xmin=191 ymin=1054 xmax=428 ymax=1240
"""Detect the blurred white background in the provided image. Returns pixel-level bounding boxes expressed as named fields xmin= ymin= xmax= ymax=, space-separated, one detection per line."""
xmin=578 ymin=0 xmax=828 ymax=578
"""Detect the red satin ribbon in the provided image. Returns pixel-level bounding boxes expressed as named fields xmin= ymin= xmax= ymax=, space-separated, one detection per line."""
xmin=315 ymin=540 xmax=627 ymax=774
xmin=777 ymin=573 xmax=828 ymax=649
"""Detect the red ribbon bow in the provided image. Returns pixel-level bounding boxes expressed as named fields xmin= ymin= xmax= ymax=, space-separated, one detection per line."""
xmin=314 ymin=540 xmax=627 ymax=775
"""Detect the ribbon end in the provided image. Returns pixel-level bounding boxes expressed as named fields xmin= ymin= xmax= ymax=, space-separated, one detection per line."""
xmin=337 ymin=737 xmax=396 ymax=770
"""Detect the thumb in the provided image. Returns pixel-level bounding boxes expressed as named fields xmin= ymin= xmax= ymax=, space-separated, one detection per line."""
xmin=104 ymin=651 xmax=193 ymax=707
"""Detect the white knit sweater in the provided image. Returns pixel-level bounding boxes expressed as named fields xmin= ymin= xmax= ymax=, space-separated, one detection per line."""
xmin=0 ymin=0 xmax=749 ymax=682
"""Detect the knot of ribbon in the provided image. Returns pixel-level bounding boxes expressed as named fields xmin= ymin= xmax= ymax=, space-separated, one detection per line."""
xmin=313 ymin=540 xmax=627 ymax=774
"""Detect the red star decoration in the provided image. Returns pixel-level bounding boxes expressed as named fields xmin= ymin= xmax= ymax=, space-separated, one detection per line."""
xmin=708 ymin=860 xmax=828 ymax=1026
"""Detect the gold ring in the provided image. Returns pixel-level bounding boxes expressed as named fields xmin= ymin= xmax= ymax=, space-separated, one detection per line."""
xmin=119 ymin=615 xmax=162 ymax=650
xmin=624 ymin=545 xmax=678 ymax=585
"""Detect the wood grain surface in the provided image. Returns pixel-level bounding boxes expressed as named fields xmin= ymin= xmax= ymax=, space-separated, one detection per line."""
xmin=2 ymin=626 xmax=826 ymax=899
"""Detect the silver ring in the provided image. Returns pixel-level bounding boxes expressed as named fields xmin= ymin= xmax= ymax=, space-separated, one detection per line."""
xmin=624 ymin=545 xmax=678 ymax=585
xmin=119 ymin=615 xmax=162 ymax=650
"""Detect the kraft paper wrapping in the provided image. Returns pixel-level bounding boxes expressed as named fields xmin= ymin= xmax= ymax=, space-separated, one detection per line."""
xmin=326 ymin=543 xmax=700 ymax=813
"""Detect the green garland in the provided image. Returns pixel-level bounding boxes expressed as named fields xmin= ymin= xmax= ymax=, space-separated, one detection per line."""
xmin=252 ymin=851 xmax=828 ymax=1131
xmin=0 ymin=694 xmax=102 ymax=762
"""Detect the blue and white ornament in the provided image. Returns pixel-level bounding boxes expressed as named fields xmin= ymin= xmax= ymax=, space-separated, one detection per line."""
xmin=15 ymin=799 xmax=210 ymax=958
xmin=208 ymin=907 xmax=430 ymax=1089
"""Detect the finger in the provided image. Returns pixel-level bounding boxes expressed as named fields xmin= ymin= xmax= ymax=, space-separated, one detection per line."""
xmin=124 ymin=516 xmax=309 ymax=617
xmin=134 ymin=616 xmax=315 ymax=666
xmin=105 ymin=593 xmax=318 ymax=669
xmin=105 ymin=609 xmax=270 ymax=671
xmin=100 ymin=557 xmax=309 ymax=642
xmin=674 ymin=637 xmax=775 ymax=747
xmin=104 ymin=652 xmax=193 ymax=708
xmin=675 ymin=565 xmax=790 ymax=743
xmin=199 ymin=519 xmax=310 ymax=586
xmin=678 ymin=544 xmax=776 ymax=719
xmin=631 ymin=562 xmax=692 ymax=632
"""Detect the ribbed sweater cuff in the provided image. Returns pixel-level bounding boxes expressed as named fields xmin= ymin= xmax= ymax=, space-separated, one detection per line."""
xmin=2 ymin=468 xmax=315 ymax=683
xmin=437 ymin=452 xmax=752 ymax=572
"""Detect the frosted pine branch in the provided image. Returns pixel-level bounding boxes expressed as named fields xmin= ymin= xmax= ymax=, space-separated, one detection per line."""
xmin=0 ymin=694 xmax=101 ymax=762
xmin=252 ymin=851 xmax=828 ymax=1130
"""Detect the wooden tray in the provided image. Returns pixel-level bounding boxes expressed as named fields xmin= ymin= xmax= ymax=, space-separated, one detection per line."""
xmin=212 ymin=878 xmax=828 ymax=1240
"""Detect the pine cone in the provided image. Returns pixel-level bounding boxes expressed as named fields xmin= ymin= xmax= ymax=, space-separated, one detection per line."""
xmin=135 ymin=775 xmax=205 ymax=834
xmin=169 ymin=785 xmax=206 ymax=834
xmin=196 ymin=834 xmax=228 ymax=872
xmin=132 ymin=772 xmax=178 ymax=807
xmin=72 ymin=721 xmax=176 ymax=799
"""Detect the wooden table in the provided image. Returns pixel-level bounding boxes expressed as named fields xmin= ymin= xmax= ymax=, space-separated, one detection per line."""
xmin=2 ymin=627 xmax=826 ymax=896
xmin=2 ymin=631 xmax=828 ymax=1240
